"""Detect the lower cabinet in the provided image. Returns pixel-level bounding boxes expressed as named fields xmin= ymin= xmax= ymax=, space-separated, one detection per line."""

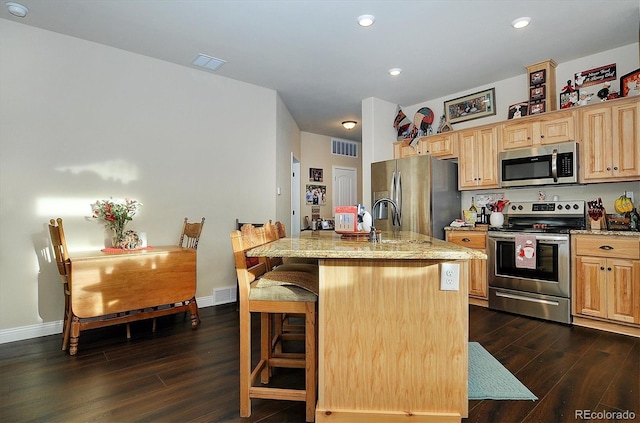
xmin=446 ymin=228 xmax=488 ymax=304
xmin=572 ymin=234 xmax=640 ymax=335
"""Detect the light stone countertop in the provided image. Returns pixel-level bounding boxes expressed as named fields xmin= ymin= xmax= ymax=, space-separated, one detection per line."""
xmin=246 ymin=230 xmax=486 ymax=260
xmin=570 ymin=229 xmax=640 ymax=237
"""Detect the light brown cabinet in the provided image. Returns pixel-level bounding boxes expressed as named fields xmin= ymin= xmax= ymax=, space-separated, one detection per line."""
xmin=458 ymin=125 xmax=500 ymax=189
xmin=418 ymin=133 xmax=457 ymax=158
xmin=393 ymin=140 xmax=419 ymax=158
xmin=572 ymin=234 xmax=640 ymax=331
xmin=501 ymin=111 xmax=575 ymax=150
xmin=446 ymin=228 xmax=488 ymax=303
xmin=580 ymin=97 xmax=640 ymax=182
xmin=393 ymin=133 xmax=457 ymax=159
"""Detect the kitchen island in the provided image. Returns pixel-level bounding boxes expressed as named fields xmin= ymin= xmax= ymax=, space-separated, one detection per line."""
xmin=247 ymin=230 xmax=486 ymax=422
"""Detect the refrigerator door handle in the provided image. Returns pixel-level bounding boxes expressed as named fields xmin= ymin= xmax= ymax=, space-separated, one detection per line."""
xmin=396 ymin=171 xmax=402 ymax=226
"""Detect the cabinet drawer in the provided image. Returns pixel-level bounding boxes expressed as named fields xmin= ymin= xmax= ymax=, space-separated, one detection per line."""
xmin=446 ymin=231 xmax=486 ymax=249
xmin=574 ymin=235 xmax=640 ymax=259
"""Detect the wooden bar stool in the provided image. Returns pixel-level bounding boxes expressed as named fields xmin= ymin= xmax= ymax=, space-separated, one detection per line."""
xmin=230 ymin=223 xmax=318 ymax=422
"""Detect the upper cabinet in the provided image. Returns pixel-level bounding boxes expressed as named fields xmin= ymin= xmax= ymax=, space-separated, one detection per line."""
xmin=580 ymin=96 xmax=640 ymax=182
xmin=458 ymin=125 xmax=500 ymax=189
xmin=501 ymin=111 xmax=576 ymax=150
xmin=393 ymin=133 xmax=457 ymax=159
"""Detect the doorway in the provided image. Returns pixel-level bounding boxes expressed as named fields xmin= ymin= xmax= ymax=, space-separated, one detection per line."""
xmin=332 ymin=166 xmax=357 ymax=210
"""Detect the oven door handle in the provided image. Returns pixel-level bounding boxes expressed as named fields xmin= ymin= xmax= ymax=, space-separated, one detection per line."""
xmin=495 ymin=291 xmax=560 ymax=306
xmin=551 ymin=149 xmax=558 ymax=182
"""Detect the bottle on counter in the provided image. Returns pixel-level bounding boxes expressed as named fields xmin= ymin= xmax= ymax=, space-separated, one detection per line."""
xmin=480 ymin=207 xmax=487 ymax=224
xmin=468 ymin=196 xmax=478 ymax=224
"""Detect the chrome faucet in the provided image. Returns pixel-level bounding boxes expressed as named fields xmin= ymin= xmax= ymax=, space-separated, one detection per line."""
xmin=370 ymin=197 xmax=399 ymax=242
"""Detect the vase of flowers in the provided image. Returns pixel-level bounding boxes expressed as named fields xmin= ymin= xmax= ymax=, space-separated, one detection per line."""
xmin=90 ymin=198 xmax=142 ymax=248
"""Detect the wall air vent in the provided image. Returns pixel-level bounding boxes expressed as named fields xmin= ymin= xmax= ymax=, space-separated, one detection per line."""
xmin=191 ymin=54 xmax=226 ymax=71
xmin=331 ymin=138 xmax=359 ymax=158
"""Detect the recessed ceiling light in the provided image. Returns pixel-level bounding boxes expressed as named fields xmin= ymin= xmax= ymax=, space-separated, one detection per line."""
xmin=511 ymin=17 xmax=531 ymax=29
xmin=342 ymin=121 xmax=357 ymax=130
xmin=357 ymin=14 xmax=375 ymax=27
xmin=5 ymin=2 xmax=28 ymax=17
xmin=389 ymin=68 xmax=402 ymax=76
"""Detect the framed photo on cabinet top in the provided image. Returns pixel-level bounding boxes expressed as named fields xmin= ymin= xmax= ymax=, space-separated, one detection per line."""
xmin=529 ymin=69 xmax=546 ymax=86
xmin=620 ymin=68 xmax=640 ymax=97
xmin=508 ymin=102 xmax=529 ymax=119
xmin=529 ymin=101 xmax=546 ymax=115
xmin=444 ymin=88 xmax=496 ymax=124
xmin=530 ymin=85 xmax=546 ymax=101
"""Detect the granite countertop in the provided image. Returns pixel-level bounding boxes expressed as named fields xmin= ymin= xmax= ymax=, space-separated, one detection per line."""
xmin=570 ymin=229 xmax=640 ymax=237
xmin=445 ymin=225 xmax=489 ymax=232
xmin=246 ymin=230 xmax=486 ymax=260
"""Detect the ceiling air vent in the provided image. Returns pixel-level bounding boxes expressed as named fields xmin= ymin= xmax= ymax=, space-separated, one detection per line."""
xmin=191 ymin=54 xmax=226 ymax=71
xmin=331 ymin=138 xmax=359 ymax=158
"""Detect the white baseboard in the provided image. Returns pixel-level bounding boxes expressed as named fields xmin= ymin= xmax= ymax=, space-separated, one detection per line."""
xmin=0 ymin=294 xmax=231 ymax=345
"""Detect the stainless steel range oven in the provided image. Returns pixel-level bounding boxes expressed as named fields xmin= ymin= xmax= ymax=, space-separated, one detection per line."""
xmin=488 ymin=201 xmax=586 ymax=324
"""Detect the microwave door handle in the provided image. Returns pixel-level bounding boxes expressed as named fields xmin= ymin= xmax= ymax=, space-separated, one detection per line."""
xmin=551 ymin=149 xmax=558 ymax=182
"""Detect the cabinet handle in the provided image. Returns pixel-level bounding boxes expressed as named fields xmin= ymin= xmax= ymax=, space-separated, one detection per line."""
xmin=462 ymin=238 xmax=471 ymax=242
xmin=540 ymin=135 xmax=545 ymax=138
xmin=599 ymin=245 xmax=614 ymax=250
xmin=613 ymin=166 xmax=618 ymax=171
xmin=607 ymin=267 xmax=612 ymax=271
xmin=607 ymin=167 xmax=611 ymax=171
xmin=600 ymin=266 xmax=605 ymax=270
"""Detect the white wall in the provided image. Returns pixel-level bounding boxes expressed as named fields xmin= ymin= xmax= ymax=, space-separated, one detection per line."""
xmin=0 ymin=20 xmax=295 ymax=337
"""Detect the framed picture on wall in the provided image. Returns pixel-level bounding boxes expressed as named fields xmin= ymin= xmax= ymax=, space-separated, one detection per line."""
xmin=305 ymin=185 xmax=327 ymax=205
xmin=444 ymin=88 xmax=496 ymax=124
xmin=309 ymin=168 xmax=323 ymax=182
xmin=620 ymin=68 xmax=640 ymax=97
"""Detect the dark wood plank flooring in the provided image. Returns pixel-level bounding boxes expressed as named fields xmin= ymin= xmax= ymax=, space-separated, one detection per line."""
xmin=1 ymin=305 xmax=638 ymax=422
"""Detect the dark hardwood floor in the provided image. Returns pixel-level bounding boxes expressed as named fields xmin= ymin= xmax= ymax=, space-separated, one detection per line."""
xmin=1 ymin=304 xmax=638 ymax=423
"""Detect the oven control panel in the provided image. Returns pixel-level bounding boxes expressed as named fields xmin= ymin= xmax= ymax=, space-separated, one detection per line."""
xmin=506 ymin=201 xmax=585 ymax=215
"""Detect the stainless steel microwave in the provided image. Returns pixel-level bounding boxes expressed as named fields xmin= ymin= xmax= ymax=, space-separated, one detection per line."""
xmin=499 ymin=142 xmax=579 ymax=187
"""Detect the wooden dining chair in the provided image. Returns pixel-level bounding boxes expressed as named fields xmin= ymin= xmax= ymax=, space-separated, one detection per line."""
xmin=147 ymin=217 xmax=206 ymax=334
xmin=179 ymin=217 xmax=206 ymax=249
xmin=230 ymin=223 xmax=318 ymax=422
xmin=47 ymin=218 xmax=72 ymax=351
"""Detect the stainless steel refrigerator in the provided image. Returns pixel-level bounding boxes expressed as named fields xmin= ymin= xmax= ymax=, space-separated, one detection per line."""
xmin=371 ymin=155 xmax=460 ymax=240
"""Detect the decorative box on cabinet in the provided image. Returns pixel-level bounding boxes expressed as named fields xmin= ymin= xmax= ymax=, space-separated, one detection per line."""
xmin=501 ymin=110 xmax=576 ymax=150
xmin=526 ymin=59 xmax=557 ymax=114
xmin=572 ymin=233 xmax=640 ymax=337
xmin=458 ymin=125 xmax=500 ymax=190
xmin=580 ymin=96 xmax=640 ymax=182
xmin=446 ymin=227 xmax=488 ymax=305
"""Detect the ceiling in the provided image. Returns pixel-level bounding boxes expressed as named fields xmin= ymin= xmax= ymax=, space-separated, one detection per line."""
xmin=2 ymin=1 xmax=638 ymax=140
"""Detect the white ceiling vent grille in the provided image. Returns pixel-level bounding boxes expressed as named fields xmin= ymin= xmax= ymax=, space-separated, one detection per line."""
xmin=331 ymin=138 xmax=359 ymax=158
xmin=191 ymin=54 xmax=226 ymax=71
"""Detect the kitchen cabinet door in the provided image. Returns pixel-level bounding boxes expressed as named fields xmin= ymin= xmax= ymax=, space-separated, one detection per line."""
xmin=419 ymin=133 xmax=458 ymax=158
xmin=393 ymin=141 xmax=419 ymax=158
xmin=574 ymin=256 xmax=607 ymax=319
xmin=446 ymin=230 xmax=487 ymax=300
xmin=581 ymin=98 xmax=640 ymax=182
xmin=606 ymin=258 xmax=640 ymax=324
xmin=501 ymin=111 xmax=575 ymax=151
xmin=458 ymin=126 xmax=500 ymax=189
